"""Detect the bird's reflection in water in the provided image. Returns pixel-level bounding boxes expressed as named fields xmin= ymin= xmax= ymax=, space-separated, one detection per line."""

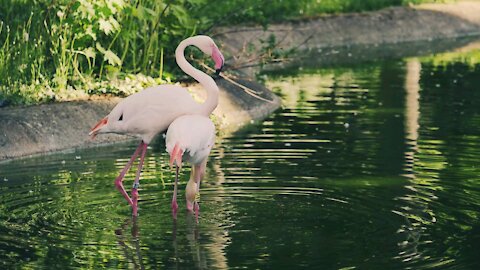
xmin=114 ymin=161 xmax=228 ymax=269
xmin=115 ymin=213 xmax=207 ymax=269
xmin=172 ymin=211 xmax=208 ymax=269
xmin=115 ymin=216 xmax=145 ymax=270
xmin=172 ymin=202 xmax=200 ymax=223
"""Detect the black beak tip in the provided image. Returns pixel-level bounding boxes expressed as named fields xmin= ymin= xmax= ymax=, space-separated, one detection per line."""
xmin=215 ymin=68 xmax=222 ymax=76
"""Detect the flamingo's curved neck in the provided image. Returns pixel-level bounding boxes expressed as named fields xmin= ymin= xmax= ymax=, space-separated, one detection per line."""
xmin=175 ymin=40 xmax=219 ymax=116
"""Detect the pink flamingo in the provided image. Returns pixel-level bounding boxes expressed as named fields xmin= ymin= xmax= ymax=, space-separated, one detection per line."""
xmin=166 ymin=114 xmax=215 ymax=217
xmin=89 ymin=36 xmax=224 ymax=216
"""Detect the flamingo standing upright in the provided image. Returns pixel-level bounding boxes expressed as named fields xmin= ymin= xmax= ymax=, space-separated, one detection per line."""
xmin=166 ymin=114 xmax=215 ymax=216
xmin=89 ymin=35 xmax=224 ymax=216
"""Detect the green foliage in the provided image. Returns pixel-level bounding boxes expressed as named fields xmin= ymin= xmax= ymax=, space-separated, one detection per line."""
xmin=0 ymin=0 xmax=196 ymax=105
xmin=186 ymin=0 xmax=445 ymax=26
xmin=0 ymin=0 xmax=443 ymax=105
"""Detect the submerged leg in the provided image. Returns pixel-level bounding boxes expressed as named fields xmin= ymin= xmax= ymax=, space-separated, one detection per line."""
xmin=115 ymin=141 xmax=144 ymax=206
xmin=132 ymin=142 xmax=148 ymax=216
xmin=169 ymin=144 xmax=183 ymax=218
xmin=193 ymin=160 xmax=207 ymax=219
xmin=194 ymin=199 xmax=200 ymax=221
xmin=171 ymin=165 xmax=179 ymax=217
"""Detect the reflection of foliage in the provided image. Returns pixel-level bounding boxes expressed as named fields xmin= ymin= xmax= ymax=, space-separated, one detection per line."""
xmin=0 ymin=148 xmax=142 ymax=267
xmin=419 ymin=48 xmax=480 ymax=69
xmin=392 ymin=57 xmax=480 ymax=268
xmin=0 ymin=141 xmax=236 ymax=269
xmin=261 ymin=55 xmax=480 ymax=268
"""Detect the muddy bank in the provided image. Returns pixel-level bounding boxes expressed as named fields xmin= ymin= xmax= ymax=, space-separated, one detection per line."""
xmin=0 ymin=78 xmax=280 ymax=161
xmin=214 ymin=1 xmax=480 ymax=76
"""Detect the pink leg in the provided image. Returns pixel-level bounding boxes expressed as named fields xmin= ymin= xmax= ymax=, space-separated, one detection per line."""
xmin=115 ymin=141 xmax=144 ymax=206
xmin=193 ymin=161 xmax=206 ymax=221
xmin=132 ymin=142 xmax=148 ymax=216
xmin=171 ymin=165 xmax=179 ymax=217
xmin=194 ymin=201 xmax=200 ymax=222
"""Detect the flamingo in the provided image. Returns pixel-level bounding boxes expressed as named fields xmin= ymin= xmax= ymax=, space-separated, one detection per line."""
xmin=166 ymin=114 xmax=215 ymax=217
xmin=89 ymin=35 xmax=224 ymax=216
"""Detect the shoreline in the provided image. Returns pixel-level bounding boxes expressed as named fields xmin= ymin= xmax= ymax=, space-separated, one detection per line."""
xmin=0 ymin=78 xmax=280 ymax=161
xmin=214 ymin=1 xmax=480 ymax=76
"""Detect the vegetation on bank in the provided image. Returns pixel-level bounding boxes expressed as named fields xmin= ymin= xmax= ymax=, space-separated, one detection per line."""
xmin=0 ymin=0 xmax=445 ymax=106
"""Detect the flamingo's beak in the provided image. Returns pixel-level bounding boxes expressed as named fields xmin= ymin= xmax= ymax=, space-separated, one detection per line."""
xmin=212 ymin=46 xmax=224 ymax=75
xmin=89 ymin=117 xmax=108 ymax=139
xmin=169 ymin=143 xmax=183 ymax=170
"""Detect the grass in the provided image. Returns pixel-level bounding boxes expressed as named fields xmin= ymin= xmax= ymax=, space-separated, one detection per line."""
xmin=0 ymin=0 xmax=445 ymax=106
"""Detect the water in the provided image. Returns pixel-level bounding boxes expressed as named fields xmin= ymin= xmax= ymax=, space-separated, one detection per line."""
xmin=1 ymin=42 xmax=480 ymax=269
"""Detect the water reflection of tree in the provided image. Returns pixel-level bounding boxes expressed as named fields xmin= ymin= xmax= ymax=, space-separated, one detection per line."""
xmin=413 ymin=60 xmax=480 ymax=267
xmin=262 ymin=57 xmax=477 ymax=268
xmin=263 ymin=63 xmax=408 ymax=179
xmin=394 ymin=57 xmax=480 ymax=268
xmin=392 ymin=58 xmax=443 ymax=267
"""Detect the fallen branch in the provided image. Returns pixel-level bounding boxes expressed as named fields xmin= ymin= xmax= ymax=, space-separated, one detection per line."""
xmin=198 ymin=62 xmax=275 ymax=104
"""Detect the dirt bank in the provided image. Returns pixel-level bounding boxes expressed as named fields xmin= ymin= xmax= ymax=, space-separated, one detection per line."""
xmin=214 ymin=1 xmax=480 ymax=76
xmin=0 ymin=78 xmax=280 ymax=161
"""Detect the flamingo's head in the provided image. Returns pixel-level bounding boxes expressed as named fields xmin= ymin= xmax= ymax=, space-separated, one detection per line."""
xmin=190 ymin=35 xmax=225 ymax=74
xmin=185 ymin=179 xmax=198 ymax=212
xmin=89 ymin=105 xmax=126 ymax=139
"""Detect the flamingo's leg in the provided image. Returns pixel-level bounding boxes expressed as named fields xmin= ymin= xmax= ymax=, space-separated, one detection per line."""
xmin=193 ymin=161 xmax=206 ymax=220
xmin=115 ymin=141 xmax=144 ymax=206
xmin=171 ymin=165 xmax=179 ymax=216
xmin=132 ymin=142 xmax=148 ymax=216
xmin=194 ymin=199 xmax=200 ymax=221
xmin=194 ymin=175 xmax=200 ymax=223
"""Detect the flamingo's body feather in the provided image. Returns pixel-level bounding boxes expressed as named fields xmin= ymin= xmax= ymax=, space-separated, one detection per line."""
xmin=166 ymin=115 xmax=215 ymax=165
xmin=99 ymin=86 xmax=204 ymax=143
xmin=166 ymin=114 xmax=216 ymax=213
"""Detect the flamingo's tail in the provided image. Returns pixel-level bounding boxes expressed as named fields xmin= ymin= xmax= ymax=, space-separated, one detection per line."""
xmin=169 ymin=143 xmax=183 ymax=169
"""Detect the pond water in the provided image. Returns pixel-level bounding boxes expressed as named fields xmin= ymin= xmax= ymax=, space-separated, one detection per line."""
xmin=1 ymin=40 xmax=480 ymax=269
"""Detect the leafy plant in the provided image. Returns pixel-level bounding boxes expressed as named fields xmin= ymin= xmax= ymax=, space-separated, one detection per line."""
xmin=0 ymin=0 xmax=442 ymax=105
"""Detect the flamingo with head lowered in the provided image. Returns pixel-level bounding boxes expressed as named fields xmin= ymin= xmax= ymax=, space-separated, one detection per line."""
xmin=166 ymin=114 xmax=215 ymax=217
xmin=89 ymin=35 xmax=224 ymax=216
